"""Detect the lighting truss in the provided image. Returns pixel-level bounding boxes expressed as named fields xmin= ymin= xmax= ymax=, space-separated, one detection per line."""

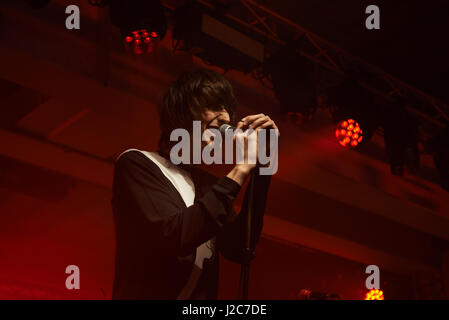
xmin=162 ymin=0 xmax=449 ymax=143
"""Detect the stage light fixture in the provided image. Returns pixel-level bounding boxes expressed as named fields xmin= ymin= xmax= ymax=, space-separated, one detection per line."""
xmin=327 ymin=80 xmax=380 ymax=147
xmin=264 ymin=39 xmax=317 ymax=116
xmin=109 ymin=0 xmax=166 ymax=55
xmin=124 ymin=28 xmax=161 ymax=54
xmin=336 ymin=119 xmax=364 ymax=148
xmin=382 ymin=103 xmax=420 ymax=176
xmin=297 ymin=289 xmax=341 ymax=300
xmin=364 ymin=289 xmax=384 ymax=300
xmin=172 ymin=3 xmax=264 ymax=73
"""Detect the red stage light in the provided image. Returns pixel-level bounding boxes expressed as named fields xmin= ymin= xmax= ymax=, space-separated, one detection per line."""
xmin=336 ymin=119 xmax=363 ymax=147
xmin=364 ymin=289 xmax=384 ymax=300
xmin=124 ymin=29 xmax=160 ymax=55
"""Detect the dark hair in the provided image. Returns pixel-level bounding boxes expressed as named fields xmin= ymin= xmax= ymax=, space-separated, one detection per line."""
xmin=157 ymin=68 xmax=236 ymax=152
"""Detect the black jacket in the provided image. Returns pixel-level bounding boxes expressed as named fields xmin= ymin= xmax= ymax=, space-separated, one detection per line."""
xmin=111 ymin=150 xmax=271 ymax=299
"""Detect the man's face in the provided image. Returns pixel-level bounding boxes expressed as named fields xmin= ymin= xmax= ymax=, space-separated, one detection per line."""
xmin=199 ymin=107 xmax=230 ymax=147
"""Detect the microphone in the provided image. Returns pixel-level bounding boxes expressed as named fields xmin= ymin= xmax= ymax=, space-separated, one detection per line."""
xmin=297 ymin=289 xmax=341 ymax=300
xmin=219 ymin=123 xmax=274 ymax=135
xmin=219 ymin=122 xmax=278 ymax=175
xmin=219 ymin=123 xmax=234 ymax=136
xmin=219 ymin=123 xmax=273 ymax=153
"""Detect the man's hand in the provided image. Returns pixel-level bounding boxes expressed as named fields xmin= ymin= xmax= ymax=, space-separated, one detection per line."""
xmin=238 ymin=113 xmax=280 ymax=168
xmin=226 ymin=114 xmax=280 ymax=185
xmin=236 ymin=113 xmax=279 ymax=133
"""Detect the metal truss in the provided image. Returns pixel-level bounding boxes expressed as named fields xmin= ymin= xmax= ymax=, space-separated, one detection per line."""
xmin=162 ymin=0 xmax=449 ymax=135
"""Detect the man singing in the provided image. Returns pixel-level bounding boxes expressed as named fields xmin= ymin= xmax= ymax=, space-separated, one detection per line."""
xmin=111 ymin=68 xmax=279 ymax=299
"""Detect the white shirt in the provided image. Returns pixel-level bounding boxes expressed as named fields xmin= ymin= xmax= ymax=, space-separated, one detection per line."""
xmin=117 ymin=149 xmax=213 ymax=299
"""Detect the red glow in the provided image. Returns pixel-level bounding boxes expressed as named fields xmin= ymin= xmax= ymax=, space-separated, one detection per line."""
xmin=364 ymin=289 xmax=384 ymax=300
xmin=133 ymin=47 xmax=143 ymax=55
xmin=124 ymin=29 xmax=160 ymax=55
xmin=335 ymin=119 xmax=363 ymax=148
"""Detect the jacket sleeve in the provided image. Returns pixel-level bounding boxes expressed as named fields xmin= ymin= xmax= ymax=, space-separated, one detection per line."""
xmin=216 ymin=172 xmax=272 ymax=263
xmin=112 ymin=151 xmax=241 ymax=257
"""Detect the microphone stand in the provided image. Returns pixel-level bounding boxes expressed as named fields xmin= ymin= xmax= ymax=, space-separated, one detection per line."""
xmin=241 ymin=169 xmax=256 ymax=300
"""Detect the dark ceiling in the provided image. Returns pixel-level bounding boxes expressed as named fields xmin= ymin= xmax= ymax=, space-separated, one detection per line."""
xmin=258 ymin=0 xmax=449 ymax=104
